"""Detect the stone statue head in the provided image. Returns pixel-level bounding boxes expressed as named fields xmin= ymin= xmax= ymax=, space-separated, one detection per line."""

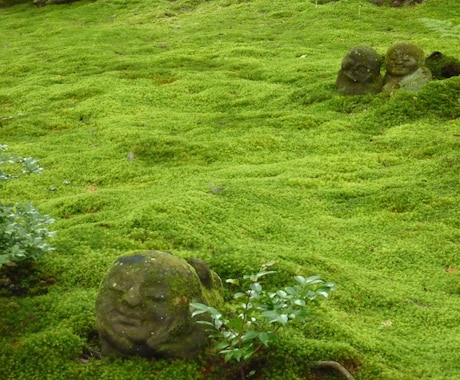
xmin=385 ymin=42 xmax=425 ymax=76
xmin=383 ymin=42 xmax=432 ymax=91
xmin=95 ymin=251 xmax=222 ymax=359
xmin=336 ymin=46 xmax=384 ymax=95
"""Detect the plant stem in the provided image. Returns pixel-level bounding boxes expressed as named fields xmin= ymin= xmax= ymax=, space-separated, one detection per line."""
xmin=239 ymin=364 xmax=246 ymax=380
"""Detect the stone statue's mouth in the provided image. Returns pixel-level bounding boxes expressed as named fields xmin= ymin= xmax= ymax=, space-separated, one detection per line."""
xmin=112 ymin=310 xmax=144 ymax=326
xmin=119 ymin=317 xmax=141 ymax=327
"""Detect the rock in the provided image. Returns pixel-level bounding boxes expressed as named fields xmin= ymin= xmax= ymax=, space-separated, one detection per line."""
xmin=425 ymin=51 xmax=460 ymax=79
xmin=383 ymin=43 xmax=432 ymax=91
xmin=336 ymin=46 xmax=384 ymax=95
xmin=314 ymin=0 xmax=339 ymax=4
xmin=368 ymin=0 xmax=424 ymax=6
xmin=95 ymin=251 xmax=222 ymax=359
xmin=34 ymin=0 xmax=79 ymax=6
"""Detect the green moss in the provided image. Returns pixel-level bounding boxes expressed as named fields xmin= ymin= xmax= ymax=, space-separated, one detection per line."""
xmin=1 ymin=0 xmax=460 ymax=378
xmin=364 ymin=77 xmax=460 ymax=129
xmin=0 ymin=327 xmax=83 ymax=380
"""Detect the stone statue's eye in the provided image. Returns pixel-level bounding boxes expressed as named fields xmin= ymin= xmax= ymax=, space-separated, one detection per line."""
xmin=143 ymin=289 xmax=167 ymax=301
xmin=355 ymin=65 xmax=368 ymax=73
xmin=108 ymin=281 xmax=128 ymax=292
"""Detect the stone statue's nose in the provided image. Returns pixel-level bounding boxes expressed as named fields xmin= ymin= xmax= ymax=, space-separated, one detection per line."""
xmin=123 ymin=285 xmax=143 ymax=307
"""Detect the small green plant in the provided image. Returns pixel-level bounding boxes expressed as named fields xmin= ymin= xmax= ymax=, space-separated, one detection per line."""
xmin=0 ymin=145 xmax=55 ymax=268
xmin=0 ymin=144 xmax=42 ymax=181
xmin=190 ymin=263 xmax=335 ymax=379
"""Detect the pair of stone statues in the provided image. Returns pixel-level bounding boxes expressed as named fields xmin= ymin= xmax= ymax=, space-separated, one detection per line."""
xmin=336 ymin=43 xmax=432 ymax=95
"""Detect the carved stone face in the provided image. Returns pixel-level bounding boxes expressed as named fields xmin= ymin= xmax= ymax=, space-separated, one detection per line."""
xmin=341 ymin=47 xmax=382 ymax=83
xmin=95 ymin=252 xmax=220 ymax=359
xmin=385 ymin=43 xmax=424 ymax=76
xmin=336 ymin=46 xmax=384 ymax=95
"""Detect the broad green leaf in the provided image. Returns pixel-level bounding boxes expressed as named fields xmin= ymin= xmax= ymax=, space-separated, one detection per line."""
xmin=251 ymin=282 xmax=262 ymax=293
xmin=194 ymin=320 xmax=215 ymax=328
xmin=258 ymin=332 xmax=270 ymax=346
xmin=261 ymin=310 xmax=279 ymax=322
xmin=294 ymin=275 xmax=306 ymax=285
xmin=276 ymin=289 xmax=287 ymax=298
xmin=215 ymin=341 xmax=230 ymax=351
xmin=304 ymin=275 xmax=322 ymax=285
xmin=278 ymin=314 xmax=288 ymax=325
xmin=285 ymin=286 xmax=298 ymax=296
xmin=224 ymin=351 xmax=234 ymax=362
xmin=242 ymin=330 xmax=259 ymax=341
xmin=294 ymin=299 xmax=306 ymax=307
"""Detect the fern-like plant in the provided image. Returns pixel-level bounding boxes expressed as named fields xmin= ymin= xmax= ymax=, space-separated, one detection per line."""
xmin=420 ymin=18 xmax=460 ymax=39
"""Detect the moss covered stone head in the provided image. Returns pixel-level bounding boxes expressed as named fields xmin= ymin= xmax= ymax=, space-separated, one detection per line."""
xmin=383 ymin=42 xmax=432 ymax=91
xmin=95 ymin=251 xmax=222 ymax=359
xmin=336 ymin=46 xmax=384 ymax=95
xmin=385 ymin=42 xmax=425 ymax=76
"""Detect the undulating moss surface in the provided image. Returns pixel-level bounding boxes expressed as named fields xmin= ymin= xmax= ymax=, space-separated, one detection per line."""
xmin=1 ymin=0 xmax=459 ymax=379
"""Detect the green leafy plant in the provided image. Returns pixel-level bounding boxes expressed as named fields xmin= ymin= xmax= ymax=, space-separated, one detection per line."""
xmin=0 ymin=144 xmax=42 ymax=181
xmin=190 ymin=263 xmax=335 ymax=379
xmin=0 ymin=145 xmax=55 ymax=268
xmin=420 ymin=18 xmax=460 ymax=39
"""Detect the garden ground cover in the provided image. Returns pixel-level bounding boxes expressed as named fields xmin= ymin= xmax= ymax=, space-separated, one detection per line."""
xmin=1 ymin=0 xmax=459 ymax=379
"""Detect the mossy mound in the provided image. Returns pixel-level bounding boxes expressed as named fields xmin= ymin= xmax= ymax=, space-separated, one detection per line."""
xmin=425 ymin=51 xmax=460 ymax=79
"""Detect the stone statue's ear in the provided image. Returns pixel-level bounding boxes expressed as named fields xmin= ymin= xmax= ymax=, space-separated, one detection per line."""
xmin=427 ymin=51 xmax=443 ymax=60
xmin=186 ymin=258 xmax=213 ymax=289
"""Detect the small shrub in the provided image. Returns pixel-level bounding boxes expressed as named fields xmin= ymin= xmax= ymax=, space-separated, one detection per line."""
xmin=0 ymin=145 xmax=55 ymax=268
xmin=190 ymin=263 xmax=335 ymax=379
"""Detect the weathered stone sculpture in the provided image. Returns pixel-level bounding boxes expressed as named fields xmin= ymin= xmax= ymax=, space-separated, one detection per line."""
xmin=336 ymin=46 xmax=384 ymax=95
xmin=425 ymin=51 xmax=460 ymax=79
xmin=95 ymin=251 xmax=222 ymax=359
xmin=383 ymin=43 xmax=432 ymax=91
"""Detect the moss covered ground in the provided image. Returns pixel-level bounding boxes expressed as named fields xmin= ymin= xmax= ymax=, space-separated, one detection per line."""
xmin=1 ymin=0 xmax=459 ymax=378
